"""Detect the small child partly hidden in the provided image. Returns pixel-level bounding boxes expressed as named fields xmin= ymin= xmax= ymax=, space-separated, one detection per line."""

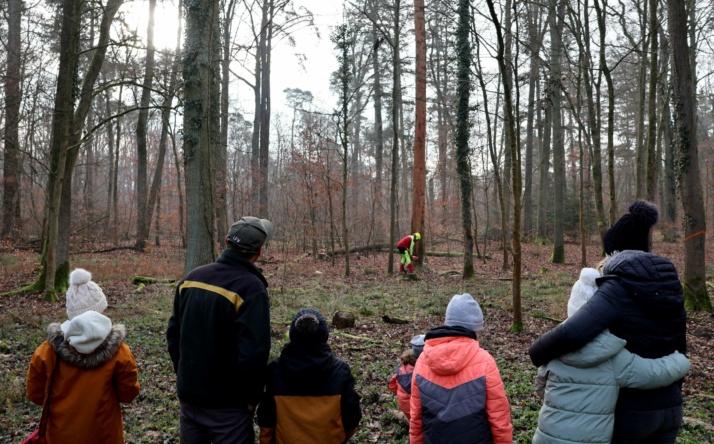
xmin=532 ymin=267 xmax=692 ymax=443
xmin=410 ymin=293 xmax=513 ymax=444
xmin=388 ymin=334 xmax=425 ymax=419
xmin=257 ymin=308 xmax=362 ymax=443
xmin=26 ymin=268 xmax=140 ymax=444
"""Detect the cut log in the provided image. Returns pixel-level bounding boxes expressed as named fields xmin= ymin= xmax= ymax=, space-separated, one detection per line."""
xmin=131 ymin=276 xmax=176 ymax=285
xmin=382 ymin=315 xmax=410 ymax=325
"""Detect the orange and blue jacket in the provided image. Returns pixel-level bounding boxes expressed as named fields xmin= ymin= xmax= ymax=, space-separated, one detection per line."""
xmin=257 ymin=341 xmax=362 ymax=443
xmin=409 ymin=326 xmax=513 ymax=444
xmin=388 ymin=362 xmax=415 ymax=419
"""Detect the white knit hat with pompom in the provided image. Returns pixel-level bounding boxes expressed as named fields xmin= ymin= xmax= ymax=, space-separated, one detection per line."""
xmin=65 ymin=268 xmax=108 ymax=319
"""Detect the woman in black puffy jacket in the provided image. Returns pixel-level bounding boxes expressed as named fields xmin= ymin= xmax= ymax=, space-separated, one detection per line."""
xmin=529 ymin=200 xmax=687 ymax=443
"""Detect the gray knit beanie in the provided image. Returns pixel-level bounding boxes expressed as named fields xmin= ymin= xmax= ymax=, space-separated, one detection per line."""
xmin=445 ymin=293 xmax=484 ymax=333
xmin=65 ymin=268 xmax=108 ymax=320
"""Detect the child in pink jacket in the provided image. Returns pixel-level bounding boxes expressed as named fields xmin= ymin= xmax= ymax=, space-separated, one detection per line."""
xmin=388 ymin=334 xmax=425 ymax=419
xmin=409 ymin=293 xmax=512 ymax=444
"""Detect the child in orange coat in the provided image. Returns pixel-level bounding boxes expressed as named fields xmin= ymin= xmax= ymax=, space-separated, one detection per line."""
xmin=26 ymin=269 xmax=140 ymax=443
xmin=409 ymin=293 xmax=512 ymax=444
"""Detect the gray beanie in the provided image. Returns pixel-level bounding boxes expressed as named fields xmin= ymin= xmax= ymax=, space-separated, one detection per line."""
xmin=410 ymin=334 xmax=426 ymax=358
xmin=65 ymin=268 xmax=108 ymax=320
xmin=445 ymin=293 xmax=484 ymax=332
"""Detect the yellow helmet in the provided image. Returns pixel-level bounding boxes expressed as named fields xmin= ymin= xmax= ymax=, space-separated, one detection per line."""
xmin=414 ymin=232 xmax=421 ymax=240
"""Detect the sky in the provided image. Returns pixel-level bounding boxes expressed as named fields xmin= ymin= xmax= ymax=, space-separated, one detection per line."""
xmin=124 ymin=0 xmax=346 ymax=117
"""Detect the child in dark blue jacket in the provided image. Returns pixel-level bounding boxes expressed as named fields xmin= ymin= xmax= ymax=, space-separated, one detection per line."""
xmin=257 ymin=309 xmax=362 ymax=443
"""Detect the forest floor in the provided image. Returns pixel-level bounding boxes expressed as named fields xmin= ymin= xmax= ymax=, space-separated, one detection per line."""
xmin=0 ymin=237 xmax=713 ymax=443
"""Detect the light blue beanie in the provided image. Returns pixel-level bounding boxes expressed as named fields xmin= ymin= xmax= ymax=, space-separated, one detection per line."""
xmin=445 ymin=293 xmax=484 ymax=332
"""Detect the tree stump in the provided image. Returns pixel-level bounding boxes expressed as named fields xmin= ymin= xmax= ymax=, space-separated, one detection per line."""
xmin=332 ymin=311 xmax=356 ymax=329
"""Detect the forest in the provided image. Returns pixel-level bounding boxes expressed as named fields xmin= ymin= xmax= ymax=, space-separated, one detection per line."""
xmin=1 ymin=0 xmax=713 ymax=442
xmin=1 ymin=0 xmax=713 ymax=303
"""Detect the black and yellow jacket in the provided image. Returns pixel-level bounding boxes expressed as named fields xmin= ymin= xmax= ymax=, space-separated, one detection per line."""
xmin=166 ymin=248 xmax=271 ymax=408
xmin=257 ymin=341 xmax=362 ymax=443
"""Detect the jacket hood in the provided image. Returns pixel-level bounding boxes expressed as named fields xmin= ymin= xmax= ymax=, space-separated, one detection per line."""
xmin=599 ymin=250 xmax=683 ymax=316
xmin=47 ymin=322 xmax=126 ymax=369
xmin=422 ymin=334 xmax=479 ymax=377
xmin=559 ymin=330 xmax=626 ymax=368
xmin=278 ymin=341 xmax=336 ymax=383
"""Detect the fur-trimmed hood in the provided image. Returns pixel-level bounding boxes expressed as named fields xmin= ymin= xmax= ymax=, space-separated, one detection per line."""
xmin=47 ymin=322 xmax=127 ymax=369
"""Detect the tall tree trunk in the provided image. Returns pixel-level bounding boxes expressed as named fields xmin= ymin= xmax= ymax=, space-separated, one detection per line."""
xmin=579 ymin=0 xmax=607 ymax=243
xmin=428 ymin=16 xmax=454 ymax=211
xmin=43 ymin=0 xmax=122 ymax=299
xmin=634 ymin=0 xmax=649 ymax=198
xmin=155 ymin=191 xmax=161 ymax=246
xmin=112 ymin=86 xmax=122 ymax=244
xmin=523 ymin=4 xmax=541 ymax=237
xmin=349 ymin=43 xmax=367 ymax=219
xmin=550 ymin=0 xmax=566 ymax=263
xmin=258 ymin=0 xmax=274 ymax=217
xmin=218 ymin=0 xmax=236 ymax=237
xmin=411 ymin=0 xmax=426 ymax=269
xmin=2 ymin=0 xmax=22 ymax=239
xmin=456 ymin=0 xmax=474 ymax=278
xmin=501 ymin=0 xmax=513 ymax=240
xmin=475 ymin=39 xmax=506 ymax=269
xmin=658 ymin=29 xmax=677 ymax=241
xmin=135 ymin=0 xmax=157 ymax=250
xmin=41 ymin=0 xmax=82 ymax=299
xmin=103 ymin=83 xmax=114 ymax=231
xmin=147 ymin=0 xmax=182 ymax=249
xmin=183 ymin=0 xmax=219 ymax=272
xmin=579 ymin=124 xmax=586 ymax=267
xmin=666 ymin=0 xmax=711 ymax=310
xmin=84 ymin=108 xmax=96 ymax=222
xmin=57 ymin=0 xmax=123 ymax=281
xmin=594 ymin=0 xmax=617 ymax=225
xmin=171 ymin=124 xmax=186 ymax=248
xmin=371 ymin=14 xmax=385 ymax=239
xmin=251 ymin=0 xmax=267 ymax=214
xmin=333 ymin=24 xmax=352 ymax=276
xmin=536 ymin=85 xmax=552 ymax=244
xmin=486 ymin=0 xmax=523 ymax=331
xmin=387 ymin=0 xmax=401 ymax=274
xmin=645 ymin=0 xmax=659 ymax=201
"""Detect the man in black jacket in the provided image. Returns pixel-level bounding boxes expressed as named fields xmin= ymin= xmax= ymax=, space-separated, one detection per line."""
xmin=529 ymin=200 xmax=687 ymax=443
xmin=167 ymin=216 xmax=274 ymax=444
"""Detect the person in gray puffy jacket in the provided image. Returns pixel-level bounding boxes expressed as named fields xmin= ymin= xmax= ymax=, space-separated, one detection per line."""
xmin=532 ymin=267 xmax=691 ymax=444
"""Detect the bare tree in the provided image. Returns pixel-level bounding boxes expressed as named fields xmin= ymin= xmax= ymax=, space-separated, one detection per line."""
xmin=331 ymin=23 xmax=355 ymax=276
xmin=455 ymin=0 xmax=474 ymax=278
xmin=593 ymin=0 xmax=618 ymax=225
xmin=644 ymin=0 xmax=659 ymax=201
xmin=411 ymin=0 xmax=426 ymax=269
xmin=666 ymin=0 xmax=711 ymax=310
xmin=486 ymin=0 xmax=523 ymax=331
xmin=2 ymin=0 xmax=22 ymax=238
xmin=549 ymin=0 xmax=566 ymax=264
xmin=135 ymin=0 xmax=157 ymax=250
xmin=183 ymin=0 xmax=220 ymax=272
xmin=42 ymin=0 xmax=123 ymax=299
